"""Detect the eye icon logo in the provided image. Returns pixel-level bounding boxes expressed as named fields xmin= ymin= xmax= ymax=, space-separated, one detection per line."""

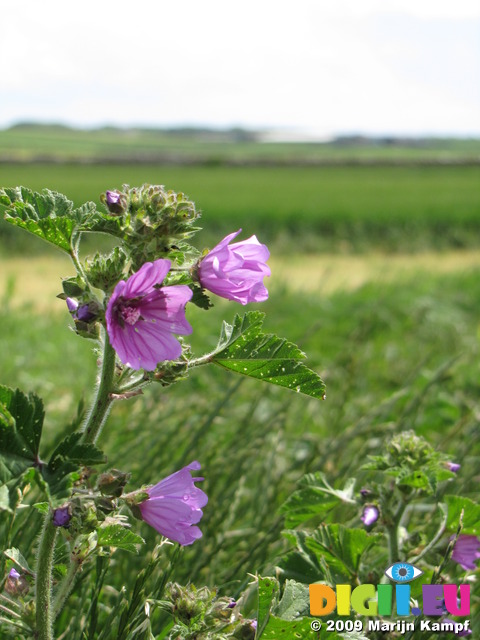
xmin=385 ymin=562 xmax=423 ymax=583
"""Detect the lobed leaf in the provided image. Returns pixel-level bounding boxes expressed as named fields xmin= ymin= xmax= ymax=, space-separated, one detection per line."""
xmin=444 ymin=495 xmax=480 ymax=536
xmin=97 ymin=524 xmax=144 ymax=553
xmin=280 ymin=473 xmax=357 ymax=529
xmin=0 ymin=385 xmax=44 ymax=485
xmin=210 ymin=312 xmax=326 ymax=399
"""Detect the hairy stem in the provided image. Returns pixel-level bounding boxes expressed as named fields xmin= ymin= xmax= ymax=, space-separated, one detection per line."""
xmin=387 ymin=501 xmax=407 ymax=566
xmin=82 ymin=333 xmax=116 ymax=444
xmin=35 ymin=517 xmax=57 ymax=640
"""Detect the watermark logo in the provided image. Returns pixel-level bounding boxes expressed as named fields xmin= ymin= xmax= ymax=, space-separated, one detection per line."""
xmin=309 ymin=562 xmax=471 ymax=634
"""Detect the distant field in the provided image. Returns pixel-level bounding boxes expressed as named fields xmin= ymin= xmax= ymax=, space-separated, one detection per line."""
xmin=1 ymin=124 xmax=480 ymax=164
xmin=1 ymin=163 xmax=479 ymax=252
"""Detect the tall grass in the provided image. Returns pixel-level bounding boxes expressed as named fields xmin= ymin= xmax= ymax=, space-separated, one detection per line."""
xmin=2 ymin=265 xmax=479 ymax=597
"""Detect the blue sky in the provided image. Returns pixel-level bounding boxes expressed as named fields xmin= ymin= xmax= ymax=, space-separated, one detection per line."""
xmin=1 ymin=0 xmax=479 ymax=136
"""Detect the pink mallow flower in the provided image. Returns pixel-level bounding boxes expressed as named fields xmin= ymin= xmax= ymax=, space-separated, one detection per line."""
xmin=139 ymin=462 xmax=207 ymax=546
xmin=361 ymin=505 xmax=379 ymax=526
xmin=451 ymin=534 xmax=480 ymax=571
xmin=198 ymin=229 xmax=270 ymax=304
xmin=106 ymin=259 xmax=192 ymax=371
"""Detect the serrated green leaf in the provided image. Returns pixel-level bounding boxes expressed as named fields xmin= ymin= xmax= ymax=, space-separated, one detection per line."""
xmin=190 ymin=282 xmax=213 ymax=310
xmin=210 ymin=312 xmax=325 ymax=399
xmin=96 ymin=524 xmax=144 ymax=553
xmin=259 ymin=615 xmax=316 ymax=639
xmin=281 ymin=526 xmax=380 ymax=585
xmin=5 ymin=215 xmax=75 ymax=252
xmin=274 ymin=580 xmax=311 ymax=621
xmin=280 ymin=473 xmax=357 ymax=528
xmin=49 ymin=432 xmax=106 ymax=469
xmin=2 ymin=187 xmax=77 ymax=252
xmin=445 ymin=495 xmax=480 ymax=535
xmin=304 ymin=525 xmax=379 ymax=582
xmin=33 ymin=502 xmax=50 ymax=514
xmin=37 ymin=433 xmax=105 ymax=506
xmin=257 ymin=576 xmax=280 ymax=636
xmin=39 ymin=463 xmax=81 ymax=506
xmin=0 ymin=385 xmax=44 ymax=484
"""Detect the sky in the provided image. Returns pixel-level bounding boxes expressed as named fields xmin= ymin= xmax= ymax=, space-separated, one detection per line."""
xmin=1 ymin=0 xmax=479 ymax=137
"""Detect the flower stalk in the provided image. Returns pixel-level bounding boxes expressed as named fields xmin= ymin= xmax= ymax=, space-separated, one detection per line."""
xmin=82 ymin=332 xmax=117 ymax=444
xmin=35 ymin=517 xmax=57 ymax=640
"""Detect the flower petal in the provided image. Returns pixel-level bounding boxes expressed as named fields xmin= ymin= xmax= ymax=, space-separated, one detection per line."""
xmin=124 ymin=259 xmax=171 ymax=297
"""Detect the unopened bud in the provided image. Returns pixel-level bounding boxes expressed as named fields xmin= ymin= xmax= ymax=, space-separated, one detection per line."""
xmin=5 ymin=568 xmax=29 ymax=596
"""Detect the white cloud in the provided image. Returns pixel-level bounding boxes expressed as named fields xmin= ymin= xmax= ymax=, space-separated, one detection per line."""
xmin=1 ymin=0 xmax=479 ymax=134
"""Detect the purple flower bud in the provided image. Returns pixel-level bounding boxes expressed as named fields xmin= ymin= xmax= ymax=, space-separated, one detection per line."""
xmin=451 ymin=534 xmax=480 ymax=571
xmin=76 ymin=303 xmax=97 ymax=323
xmin=5 ymin=568 xmax=29 ymax=596
xmin=227 ymin=600 xmax=237 ymax=609
xmin=447 ymin=462 xmax=461 ymax=473
xmin=106 ymin=190 xmax=121 ymax=205
xmin=106 ymin=260 xmax=192 ymax=371
xmin=52 ymin=505 xmax=72 ymax=528
xmin=105 ymin=190 xmax=125 ymax=214
xmin=360 ymin=488 xmax=371 ymax=497
xmin=198 ymin=229 xmax=270 ymax=305
xmin=138 ymin=461 xmax=207 ymax=546
xmin=361 ymin=505 xmax=379 ymax=526
xmin=66 ymin=297 xmax=79 ymax=313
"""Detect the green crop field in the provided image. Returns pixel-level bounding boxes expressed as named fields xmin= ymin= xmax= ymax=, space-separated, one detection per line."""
xmin=1 ymin=163 xmax=480 ymax=253
xmin=2 ymin=124 xmax=480 ymax=164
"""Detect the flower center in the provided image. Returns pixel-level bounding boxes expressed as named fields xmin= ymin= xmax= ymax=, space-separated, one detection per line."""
xmin=120 ymin=305 xmax=141 ymax=326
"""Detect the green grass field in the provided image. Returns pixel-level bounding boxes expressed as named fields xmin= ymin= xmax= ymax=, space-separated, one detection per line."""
xmin=1 ymin=163 xmax=479 ymax=253
xmin=2 ymin=124 xmax=480 ymax=164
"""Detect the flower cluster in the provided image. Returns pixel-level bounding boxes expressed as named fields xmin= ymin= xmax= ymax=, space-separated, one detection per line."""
xmin=105 ymin=231 xmax=270 ymax=372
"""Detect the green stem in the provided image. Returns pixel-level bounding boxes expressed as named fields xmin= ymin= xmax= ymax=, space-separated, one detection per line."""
xmin=386 ymin=501 xmax=407 ymax=565
xmin=52 ymin=559 xmax=80 ymax=619
xmin=69 ymin=232 xmax=91 ymax=291
xmin=35 ymin=517 xmax=57 ymax=640
xmin=82 ymin=333 xmax=116 ymax=444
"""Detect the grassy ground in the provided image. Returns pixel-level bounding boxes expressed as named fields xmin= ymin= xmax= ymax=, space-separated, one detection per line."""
xmin=1 ymin=164 xmax=480 ymax=252
xmin=1 ymin=252 xmax=479 ymax=592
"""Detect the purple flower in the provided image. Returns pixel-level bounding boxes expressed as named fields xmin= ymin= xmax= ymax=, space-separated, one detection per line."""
xmin=106 ymin=260 xmax=192 ymax=371
xmin=361 ymin=505 xmax=379 ymax=526
xmin=447 ymin=462 xmax=461 ymax=473
xmin=451 ymin=534 xmax=480 ymax=571
xmin=52 ymin=505 xmax=71 ymax=528
xmin=9 ymin=568 xmax=21 ymax=580
xmin=138 ymin=461 xmax=207 ymax=546
xmin=443 ymin=620 xmax=472 ymax=636
xmin=198 ymin=229 xmax=270 ymax=305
